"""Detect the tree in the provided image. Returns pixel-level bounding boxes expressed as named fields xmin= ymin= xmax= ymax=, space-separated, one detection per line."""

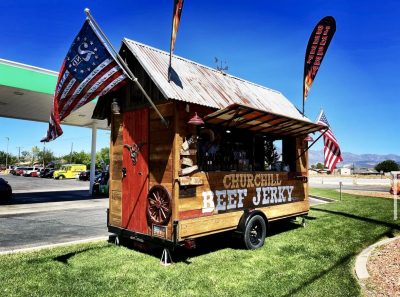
xmin=37 ymin=149 xmax=56 ymax=167
xmin=31 ymin=146 xmax=41 ymax=164
xmin=96 ymin=147 xmax=110 ymax=169
xmin=315 ymin=162 xmax=324 ymax=170
xmin=20 ymin=150 xmax=31 ymax=163
xmin=375 ymin=160 xmax=400 ymax=173
xmin=0 ymin=151 xmax=17 ymax=166
xmin=264 ymin=140 xmax=279 ymax=169
xmin=64 ymin=150 xmax=91 ymax=167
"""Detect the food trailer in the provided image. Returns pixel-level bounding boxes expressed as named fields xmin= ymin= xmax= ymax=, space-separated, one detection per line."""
xmin=93 ymin=39 xmax=326 ymax=250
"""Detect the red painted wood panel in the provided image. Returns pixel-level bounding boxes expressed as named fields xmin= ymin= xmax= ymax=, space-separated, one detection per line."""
xmin=122 ymin=108 xmax=149 ymax=234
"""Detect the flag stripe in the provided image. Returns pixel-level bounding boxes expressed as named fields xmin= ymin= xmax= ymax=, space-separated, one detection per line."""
xmin=41 ymin=20 xmax=129 ymax=142
xmin=60 ymin=63 xmax=122 ymax=118
xmin=317 ymin=111 xmax=342 ymax=172
xmin=58 ymin=58 xmax=114 ymax=113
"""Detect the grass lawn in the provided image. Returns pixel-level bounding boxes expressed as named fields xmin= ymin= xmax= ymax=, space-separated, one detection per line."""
xmin=1 ymin=188 xmax=399 ymax=297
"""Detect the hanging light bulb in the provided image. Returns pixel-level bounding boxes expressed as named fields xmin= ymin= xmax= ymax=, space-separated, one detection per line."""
xmin=188 ymin=112 xmax=204 ymax=125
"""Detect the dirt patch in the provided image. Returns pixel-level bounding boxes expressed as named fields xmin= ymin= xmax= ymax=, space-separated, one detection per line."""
xmin=365 ymin=238 xmax=400 ymax=297
xmin=341 ymin=190 xmax=395 ymax=199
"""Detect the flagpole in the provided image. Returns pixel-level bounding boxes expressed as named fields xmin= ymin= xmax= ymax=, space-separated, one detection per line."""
xmin=84 ymin=8 xmax=169 ymax=127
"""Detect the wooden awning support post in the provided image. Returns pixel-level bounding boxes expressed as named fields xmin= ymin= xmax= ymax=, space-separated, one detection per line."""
xmin=295 ymin=127 xmax=329 ymax=162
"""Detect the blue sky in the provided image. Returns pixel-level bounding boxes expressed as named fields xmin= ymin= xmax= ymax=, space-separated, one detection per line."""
xmin=0 ymin=0 xmax=399 ymax=156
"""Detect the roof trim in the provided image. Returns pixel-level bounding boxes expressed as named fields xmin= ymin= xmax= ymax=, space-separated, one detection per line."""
xmin=0 ymin=58 xmax=58 ymax=76
xmin=205 ymin=104 xmax=326 ymax=137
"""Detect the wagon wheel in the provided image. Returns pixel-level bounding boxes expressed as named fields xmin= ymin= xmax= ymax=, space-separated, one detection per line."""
xmin=147 ymin=185 xmax=172 ymax=225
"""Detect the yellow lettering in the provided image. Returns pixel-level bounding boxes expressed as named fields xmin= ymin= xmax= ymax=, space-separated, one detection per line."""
xmin=223 ymin=174 xmax=232 ymax=189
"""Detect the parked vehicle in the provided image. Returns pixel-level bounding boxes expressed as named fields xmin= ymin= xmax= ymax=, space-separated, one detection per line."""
xmin=54 ymin=164 xmax=87 ymax=180
xmin=39 ymin=168 xmax=52 ymax=178
xmin=10 ymin=166 xmax=20 ymax=175
xmin=92 ymin=171 xmax=109 ymax=196
xmin=0 ymin=178 xmax=12 ymax=202
xmin=15 ymin=167 xmax=29 ymax=176
xmin=79 ymin=170 xmax=102 ymax=181
xmin=23 ymin=167 xmax=42 ymax=177
xmin=40 ymin=169 xmax=55 ymax=178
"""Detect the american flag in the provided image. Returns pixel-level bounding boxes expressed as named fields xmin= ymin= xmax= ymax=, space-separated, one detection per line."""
xmin=316 ymin=110 xmax=343 ymax=172
xmin=42 ymin=20 xmax=128 ymax=142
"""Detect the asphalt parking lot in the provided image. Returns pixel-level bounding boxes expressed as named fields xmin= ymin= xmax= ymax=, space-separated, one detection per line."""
xmin=2 ymin=174 xmax=89 ymax=193
xmin=0 ymin=174 xmax=109 ymax=253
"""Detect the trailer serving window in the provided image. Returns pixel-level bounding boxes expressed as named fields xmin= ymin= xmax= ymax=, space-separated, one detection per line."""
xmin=197 ymin=125 xmax=291 ymax=172
xmin=200 ymin=104 xmax=325 ymax=174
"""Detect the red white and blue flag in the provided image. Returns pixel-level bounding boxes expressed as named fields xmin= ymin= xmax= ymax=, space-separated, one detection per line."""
xmin=316 ymin=110 xmax=343 ymax=172
xmin=42 ymin=20 xmax=128 ymax=142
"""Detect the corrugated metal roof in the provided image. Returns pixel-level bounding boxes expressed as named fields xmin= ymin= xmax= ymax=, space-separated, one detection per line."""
xmin=123 ymin=38 xmax=312 ymax=123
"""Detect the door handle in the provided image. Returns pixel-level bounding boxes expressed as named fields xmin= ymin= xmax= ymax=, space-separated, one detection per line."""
xmin=122 ymin=167 xmax=127 ymax=178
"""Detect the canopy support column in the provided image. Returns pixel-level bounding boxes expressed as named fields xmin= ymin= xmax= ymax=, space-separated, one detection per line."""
xmin=89 ymin=124 xmax=97 ymax=194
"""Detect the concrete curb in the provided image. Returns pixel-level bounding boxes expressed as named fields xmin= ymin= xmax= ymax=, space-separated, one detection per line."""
xmin=355 ymin=236 xmax=400 ymax=281
xmin=13 ymin=187 xmax=89 ymax=194
xmin=309 ymin=195 xmax=336 ymax=203
xmin=0 ymin=236 xmax=110 ymax=255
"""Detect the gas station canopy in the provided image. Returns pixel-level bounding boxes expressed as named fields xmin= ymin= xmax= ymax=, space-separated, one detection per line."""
xmin=0 ymin=58 xmax=108 ymax=129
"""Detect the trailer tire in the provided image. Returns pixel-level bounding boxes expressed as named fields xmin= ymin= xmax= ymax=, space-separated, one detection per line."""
xmin=243 ymin=215 xmax=266 ymax=250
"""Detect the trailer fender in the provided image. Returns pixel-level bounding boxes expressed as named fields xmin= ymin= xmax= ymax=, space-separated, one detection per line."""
xmin=236 ymin=209 xmax=268 ymax=235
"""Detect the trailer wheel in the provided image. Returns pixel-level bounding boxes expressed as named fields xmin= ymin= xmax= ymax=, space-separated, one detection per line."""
xmin=147 ymin=185 xmax=172 ymax=225
xmin=243 ymin=215 xmax=266 ymax=250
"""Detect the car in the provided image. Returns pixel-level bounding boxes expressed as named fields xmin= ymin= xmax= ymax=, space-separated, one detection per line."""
xmin=0 ymin=178 xmax=12 ymax=202
xmin=39 ymin=168 xmax=52 ymax=178
xmin=23 ymin=167 xmax=42 ymax=177
xmin=42 ymin=169 xmax=55 ymax=178
xmin=78 ymin=170 xmax=102 ymax=181
xmin=9 ymin=167 xmax=18 ymax=175
xmin=15 ymin=167 xmax=28 ymax=176
xmin=54 ymin=164 xmax=87 ymax=179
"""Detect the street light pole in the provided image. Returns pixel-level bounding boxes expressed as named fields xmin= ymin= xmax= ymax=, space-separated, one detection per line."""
xmin=16 ymin=146 xmax=22 ymax=164
xmin=5 ymin=137 xmax=9 ymax=170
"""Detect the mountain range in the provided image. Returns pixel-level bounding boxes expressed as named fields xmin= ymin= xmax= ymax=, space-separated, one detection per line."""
xmin=308 ymin=150 xmax=400 ymax=168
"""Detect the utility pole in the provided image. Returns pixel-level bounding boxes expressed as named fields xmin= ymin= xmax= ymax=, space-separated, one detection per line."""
xmin=16 ymin=146 xmax=22 ymax=164
xmin=5 ymin=137 xmax=9 ymax=169
xmin=69 ymin=142 xmax=73 ymax=164
xmin=43 ymin=145 xmax=45 ymax=168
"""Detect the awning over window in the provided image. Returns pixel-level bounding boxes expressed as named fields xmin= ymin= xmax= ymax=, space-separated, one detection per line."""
xmin=204 ymin=104 xmax=327 ymax=137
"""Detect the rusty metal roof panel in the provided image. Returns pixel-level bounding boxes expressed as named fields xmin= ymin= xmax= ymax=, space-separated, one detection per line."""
xmin=123 ymin=38 xmax=311 ymax=123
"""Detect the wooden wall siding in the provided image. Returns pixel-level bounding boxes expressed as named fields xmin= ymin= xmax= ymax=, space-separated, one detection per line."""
xmin=149 ymin=103 xmax=175 ymax=191
xmin=177 ymin=171 xmax=307 ymax=215
xmin=122 ymin=109 xmax=149 ymax=234
xmin=148 ymin=102 xmax=175 ymax=240
xmin=173 ymin=109 xmax=310 ymax=239
xmin=296 ymin=136 xmax=309 ymax=204
xmin=109 ymin=114 xmax=123 ymax=227
xmin=179 ymin=200 xmax=308 ymax=239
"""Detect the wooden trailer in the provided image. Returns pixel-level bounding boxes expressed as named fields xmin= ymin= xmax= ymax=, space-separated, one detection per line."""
xmin=93 ymin=39 xmax=326 ymax=250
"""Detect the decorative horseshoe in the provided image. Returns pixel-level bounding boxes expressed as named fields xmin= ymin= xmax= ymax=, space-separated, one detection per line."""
xmin=124 ymin=142 xmax=146 ymax=166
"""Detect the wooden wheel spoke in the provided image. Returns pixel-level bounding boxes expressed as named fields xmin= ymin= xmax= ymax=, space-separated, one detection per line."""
xmin=147 ymin=186 xmax=172 ymax=225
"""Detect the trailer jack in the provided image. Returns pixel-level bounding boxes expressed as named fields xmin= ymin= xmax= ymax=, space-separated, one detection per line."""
xmin=160 ymin=248 xmax=173 ymax=266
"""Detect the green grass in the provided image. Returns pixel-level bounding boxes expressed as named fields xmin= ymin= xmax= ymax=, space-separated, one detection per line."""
xmin=1 ymin=188 xmax=399 ymax=297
